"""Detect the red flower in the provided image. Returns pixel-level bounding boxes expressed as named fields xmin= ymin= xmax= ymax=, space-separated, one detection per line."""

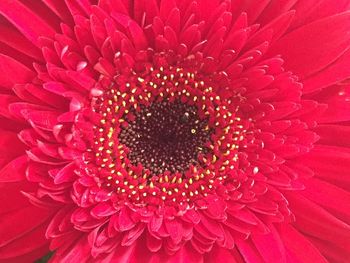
xmin=1 ymin=0 xmax=350 ymax=262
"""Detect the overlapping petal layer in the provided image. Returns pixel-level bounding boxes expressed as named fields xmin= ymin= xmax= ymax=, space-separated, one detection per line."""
xmin=0 ymin=1 xmax=349 ymax=262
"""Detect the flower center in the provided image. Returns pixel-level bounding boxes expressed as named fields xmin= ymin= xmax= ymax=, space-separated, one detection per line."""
xmin=119 ymin=100 xmax=212 ymax=175
xmin=89 ymin=64 xmax=247 ymax=206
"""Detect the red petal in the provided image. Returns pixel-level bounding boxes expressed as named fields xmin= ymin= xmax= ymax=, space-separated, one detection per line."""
xmin=196 ymin=0 xmax=222 ymax=22
xmin=0 ymin=0 xmax=56 ymax=46
xmin=0 ymin=244 xmax=48 ymax=263
xmin=301 ymin=177 xmax=350 ymax=220
xmin=90 ymin=202 xmax=116 ymax=218
xmin=50 ymin=162 xmax=77 ymax=184
xmin=251 ymin=225 xmax=286 ymax=263
xmin=133 ymin=0 xmax=159 ymax=26
xmin=0 ymin=130 xmax=26 ymax=162
xmin=203 ymin=195 xmax=227 ymax=220
xmin=0 ymin=205 xmax=53 ymax=247
xmin=303 ymin=48 xmax=350 ymax=93
xmin=198 ymin=213 xmax=224 ymax=240
xmin=165 ymin=244 xmax=203 ymax=263
xmin=286 ymin=192 xmax=350 ymax=246
xmin=165 ymin=219 xmax=182 ymax=244
xmin=269 ymin=12 xmax=350 ymax=78
xmin=0 ymin=19 xmax=42 ymax=60
xmin=307 ymin=235 xmax=350 ymax=263
xmin=291 ymin=0 xmax=350 ymax=30
xmin=240 ymin=0 xmax=271 ymax=24
xmin=146 ymin=232 xmax=162 ymax=252
xmin=100 ymin=0 xmax=129 ymax=15
xmin=0 ymin=95 xmax=19 ymax=119
xmin=51 ymin=235 xmax=91 ymax=263
xmin=314 ymin=84 xmax=350 ymax=123
xmin=236 ymin=238 xmax=264 ymax=263
xmin=149 ymin=216 xmax=163 ymax=233
xmin=0 ymin=155 xmax=27 ymax=182
xmin=248 ymin=11 xmax=295 ymax=48
xmin=314 ymin=124 xmax=350 ymax=148
xmin=0 ymin=223 xmax=48 ymax=259
xmin=280 ymin=224 xmax=328 ymax=263
xmin=25 ymin=84 xmax=69 ymax=109
xmin=183 ymin=209 xmax=200 ymax=224
xmin=0 ymin=181 xmax=36 ymax=215
xmin=121 ymin=223 xmax=144 ymax=246
xmin=204 ymin=246 xmax=245 ymax=263
xmin=21 ymin=110 xmax=60 ymax=130
xmin=106 ymin=242 xmax=137 ymax=263
xmin=299 ymin=145 xmax=350 ymax=189
xmin=118 ymin=207 xmax=136 ymax=231
xmin=0 ymin=54 xmax=35 ymax=89
xmin=257 ymin=0 xmax=298 ymax=25
xmin=160 ymin=0 xmax=177 ymax=21
xmin=42 ymin=0 xmax=74 ymax=25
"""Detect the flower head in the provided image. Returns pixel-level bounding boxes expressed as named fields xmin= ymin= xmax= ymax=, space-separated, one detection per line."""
xmin=0 ymin=0 xmax=350 ymax=262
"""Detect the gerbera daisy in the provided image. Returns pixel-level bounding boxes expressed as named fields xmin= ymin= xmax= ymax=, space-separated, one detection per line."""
xmin=0 ymin=0 xmax=350 ymax=262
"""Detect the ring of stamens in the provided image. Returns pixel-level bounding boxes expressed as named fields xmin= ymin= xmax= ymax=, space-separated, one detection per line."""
xmin=91 ymin=66 xmax=245 ymax=206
